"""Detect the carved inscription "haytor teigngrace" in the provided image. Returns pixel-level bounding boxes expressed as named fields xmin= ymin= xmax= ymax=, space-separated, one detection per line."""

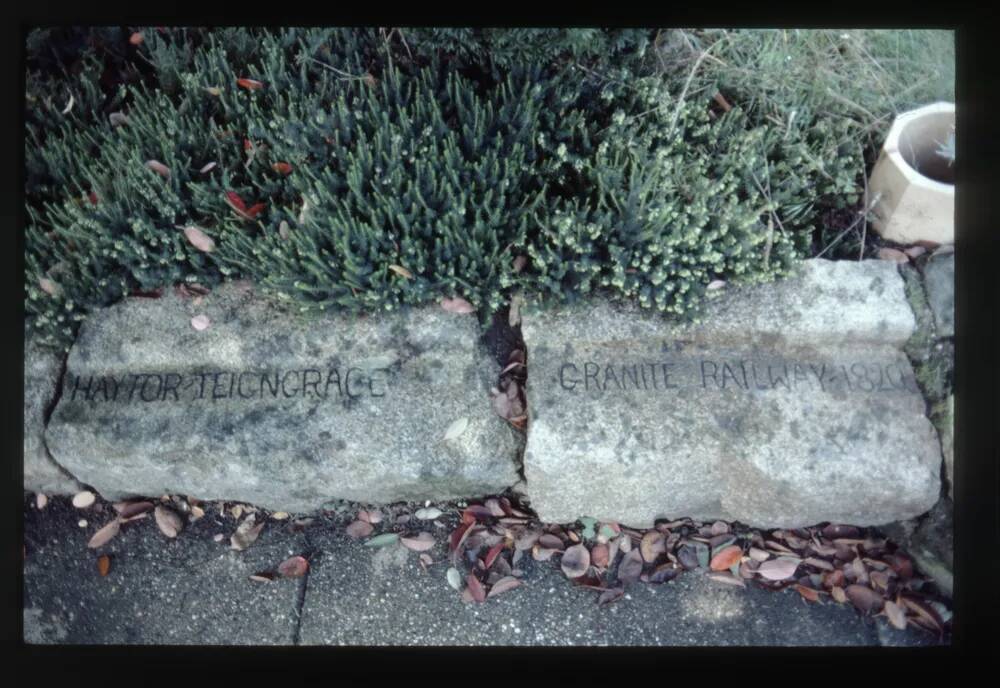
xmin=66 ymin=366 xmax=391 ymax=404
xmin=557 ymin=357 xmax=920 ymax=394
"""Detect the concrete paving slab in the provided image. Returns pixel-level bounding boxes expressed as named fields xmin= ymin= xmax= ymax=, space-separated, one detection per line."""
xmin=22 ymin=496 xmax=307 ymax=645
xmin=296 ymin=516 xmax=946 ymax=647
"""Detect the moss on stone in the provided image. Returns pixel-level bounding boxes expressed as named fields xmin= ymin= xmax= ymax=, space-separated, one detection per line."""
xmin=900 ymin=264 xmax=936 ymax=363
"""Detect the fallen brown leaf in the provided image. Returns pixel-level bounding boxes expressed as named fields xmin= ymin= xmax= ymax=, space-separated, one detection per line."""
xmin=88 ymin=519 xmax=121 ymax=548
xmin=400 ymin=532 xmax=436 ymax=552
xmin=561 ymin=544 xmax=591 ymax=579
xmin=154 ymin=505 xmax=183 ymax=538
xmin=277 ymin=555 xmax=309 ymax=578
xmin=709 ymin=545 xmax=743 ymax=572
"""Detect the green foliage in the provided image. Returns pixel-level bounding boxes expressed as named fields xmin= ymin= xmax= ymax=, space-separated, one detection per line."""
xmin=26 ymin=27 xmax=937 ymax=350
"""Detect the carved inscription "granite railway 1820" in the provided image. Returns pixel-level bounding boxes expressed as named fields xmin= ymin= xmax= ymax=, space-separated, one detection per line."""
xmin=557 ymin=358 xmax=919 ymax=394
xmin=67 ymin=366 xmax=391 ymax=404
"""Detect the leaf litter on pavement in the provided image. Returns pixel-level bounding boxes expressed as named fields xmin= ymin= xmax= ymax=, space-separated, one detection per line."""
xmin=34 ymin=489 xmax=951 ymax=639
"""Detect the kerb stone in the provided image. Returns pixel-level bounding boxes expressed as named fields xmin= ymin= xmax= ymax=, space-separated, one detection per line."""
xmin=45 ymin=283 xmax=521 ymax=511
xmin=521 ymin=259 xmax=941 ymax=529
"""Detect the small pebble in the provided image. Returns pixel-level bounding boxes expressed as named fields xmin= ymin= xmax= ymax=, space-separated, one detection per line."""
xmin=213 ymin=534 xmax=224 ymax=542
xmin=78 ymin=519 xmax=88 ymax=528
xmin=35 ymin=494 xmax=47 ymax=510
xmin=72 ymin=491 xmax=96 ymax=509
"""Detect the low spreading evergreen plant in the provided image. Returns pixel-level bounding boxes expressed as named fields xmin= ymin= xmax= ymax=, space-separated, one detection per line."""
xmin=25 ymin=27 xmax=863 ymax=350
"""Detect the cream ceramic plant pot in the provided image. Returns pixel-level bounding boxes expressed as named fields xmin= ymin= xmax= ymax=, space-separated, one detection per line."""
xmin=868 ymin=102 xmax=954 ymax=245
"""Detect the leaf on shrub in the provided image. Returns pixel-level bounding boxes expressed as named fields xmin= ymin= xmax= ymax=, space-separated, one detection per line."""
xmin=129 ymin=32 xmax=144 ymax=45
xmin=97 ymin=555 xmax=111 ymax=576
xmin=400 ymin=532 xmax=435 ymax=552
xmin=109 ymin=112 xmax=128 ymax=127
xmin=443 ymin=417 xmax=469 ymax=441
xmin=272 ymin=161 xmax=293 ymax=175
xmin=145 ymin=160 xmax=171 ymax=179
xmin=183 ymin=226 xmax=215 ymax=253
xmin=245 ymin=203 xmax=266 ymax=219
xmin=87 ymin=519 xmax=121 ymax=548
xmin=199 ymin=161 xmax=216 ymax=173
xmin=440 ymin=297 xmax=475 ymax=314
xmin=388 ymin=264 xmax=413 ymax=279
xmin=513 ymin=255 xmax=528 ymax=273
xmin=277 ymin=555 xmax=309 ymax=578
xmin=757 ymin=557 xmax=800 ymax=580
xmin=278 ymin=221 xmax=290 ymax=240
xmin=710 ymin=545 xmax=743 ymax=571
xmin=191 ymin=315 xmax=210 ymax=331
xmin=237 ymin=78 xmax=264 ymax=90
xmin=561 ymin=544 xmax=590 ymax=579
xmin=38 ymin=277 xmax=61 ymax=297
xmin=487 ymin=576 xmax=521 ymax=598
xmin=707 ymin=280 xmax=726 ymax=290
xmin=205 ymin=86 xmax=222 ymax=97
xmin=154 ymin=505 xmax=183 ymax=538
xmin=224 ymin=191 xmax=249 ymax=215
xmin=61 ymin=93 xmax=74 ymax=115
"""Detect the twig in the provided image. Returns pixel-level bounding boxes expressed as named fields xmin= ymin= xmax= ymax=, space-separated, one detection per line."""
xmin=667 ymin=38 xmax=724 ymax=138
xmin=815 ymin=190 xmax=883 ymax=258
xmin=749 ymin=166 xmax=785 ymax=270
xmin=859 ymin=144 xmax=869 ymax=261
xmin=824 ymin=85 xmax=879 ymax=122
xmin=390 ymin=28 xmax=413 ymax=61
xmin=299 ymin=55 xmax=367 ymax=81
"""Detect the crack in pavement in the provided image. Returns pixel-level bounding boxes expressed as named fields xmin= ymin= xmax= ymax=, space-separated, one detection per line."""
xmin=291 ymin=532 xmax=320 ymax=645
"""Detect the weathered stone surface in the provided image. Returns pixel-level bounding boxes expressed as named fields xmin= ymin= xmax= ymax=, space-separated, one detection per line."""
xmin=879 ymin=497 xmax=953 ymax=598
xmin=521 ymin=259 xmax=941 ymax=528
xmin=923 ymin=252 xmax=954 ymax=337
xmin=45 ymin=283 xmax=521 ymax=512
xmin=24 ymin=336 xmax=82 ymax=495
xmin=939 ymin=395 xmax=954 ymax=499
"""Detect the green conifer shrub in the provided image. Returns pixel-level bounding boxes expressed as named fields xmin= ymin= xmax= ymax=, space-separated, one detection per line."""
xmin=25 ymin=27 xmax=861 ymax=350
